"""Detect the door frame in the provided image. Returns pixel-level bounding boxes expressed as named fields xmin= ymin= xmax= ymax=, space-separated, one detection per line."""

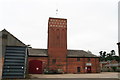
xmin=77 ymin=67 xmax=81 ymax=73
xmin=86 ymin=66 xmax=91 ymax=73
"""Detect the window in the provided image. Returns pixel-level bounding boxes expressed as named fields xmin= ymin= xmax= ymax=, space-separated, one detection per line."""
xmin=52 ymin=59 xmax=56 ymax=64
xmin=77 ymin=67 xmax=81 ymax=72
xmin=88 ymin=58 xmax=90 ymax=62
xmin=77 ymin=58 xmax=80 ymax=62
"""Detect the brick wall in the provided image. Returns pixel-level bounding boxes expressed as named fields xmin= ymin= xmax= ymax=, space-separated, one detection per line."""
xmin=67 ymin=58 xmax=100 ymax=73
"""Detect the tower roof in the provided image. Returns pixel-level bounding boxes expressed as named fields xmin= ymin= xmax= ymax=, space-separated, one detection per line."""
xmin=48 ymin=17 xmax=67 ymax=28
xmin=49 ymin=17 xmax=67 ymax=20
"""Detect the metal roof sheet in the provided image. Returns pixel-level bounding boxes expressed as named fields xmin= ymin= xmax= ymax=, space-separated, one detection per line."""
xmin=28 ymin=48 xmax=98 ymax=57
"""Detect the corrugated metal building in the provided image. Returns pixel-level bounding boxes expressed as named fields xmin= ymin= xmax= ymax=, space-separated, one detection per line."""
xmin=0 ymin=29 xmax=26 ymax=79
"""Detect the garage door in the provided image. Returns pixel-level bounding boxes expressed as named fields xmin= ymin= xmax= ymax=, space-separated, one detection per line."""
xmin=29 ymin=60 xmax=42 ymax=74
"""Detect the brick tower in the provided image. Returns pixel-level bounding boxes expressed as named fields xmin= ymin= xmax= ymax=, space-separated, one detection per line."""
xmin=48 ymin=17 xmax=67 ymax=73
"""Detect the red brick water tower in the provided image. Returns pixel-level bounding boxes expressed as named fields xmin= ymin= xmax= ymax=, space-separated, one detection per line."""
xmin=48 ymin=17 xmax=67 ymax=72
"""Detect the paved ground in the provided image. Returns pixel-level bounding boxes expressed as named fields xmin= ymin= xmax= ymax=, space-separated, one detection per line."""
xmin=2 ymin=78 xmax=118 ymax=80
xmin=29 ymin=72 xmax=119 ymax=79
xmin=0 ymin=72 xmax=120 ymax=80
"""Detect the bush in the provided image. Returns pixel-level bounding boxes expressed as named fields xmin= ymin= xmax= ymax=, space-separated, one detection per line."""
xmin=111 ymin=67 xmax=117 ymax=71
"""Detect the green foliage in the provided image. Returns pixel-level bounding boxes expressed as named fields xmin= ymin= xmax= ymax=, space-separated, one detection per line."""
xmin=99 ymin=50 xmax=120 ymax=62
xmin=111 ymin=67 xmax=117 ymax=71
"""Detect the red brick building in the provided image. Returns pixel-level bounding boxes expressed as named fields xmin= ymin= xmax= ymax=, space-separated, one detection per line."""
xmin=0 ymin=17 xmax=100 ymax=75
xmin=28 ymin=17 xmax=100 ymax=74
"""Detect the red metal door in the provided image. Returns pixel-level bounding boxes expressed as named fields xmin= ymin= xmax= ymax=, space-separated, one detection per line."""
xmin=87 ymin=66 xmax=91 ymax=73
xmin=29 ymin=60 xmax=42 ymax=74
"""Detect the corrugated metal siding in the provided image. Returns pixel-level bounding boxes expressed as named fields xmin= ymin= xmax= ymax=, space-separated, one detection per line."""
xmin=2 ymin=29 xmax=26 ymax=46
xmin=2 ymin=46 xmax=27 ymax=79
xmin=0 ymin=31 xmax=2 ymax=79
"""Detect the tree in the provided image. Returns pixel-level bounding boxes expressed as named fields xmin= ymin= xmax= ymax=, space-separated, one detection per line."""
xmin=111 ymin=67 xmax=117 ymax=71
xmin=106 ymin=53 xmax=113 ymax=61
xmin=99 ymin=50 xmax=119 ymax=62
xmin=111 ymin=50 xmax=115 ymax=55
xmin=99 ymin=51 xmax=106 ymax=61
xmin=113 ymin=56 xmax=120 ymax=62
xmin=99 ymin=51 xmax=103 ymax=57
xmin=103 ymin=51 xmax=106 ymax=58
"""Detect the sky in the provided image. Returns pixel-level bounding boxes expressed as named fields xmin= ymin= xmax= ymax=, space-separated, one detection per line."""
xmin=0 ymin=0 xmax=119 ymax=56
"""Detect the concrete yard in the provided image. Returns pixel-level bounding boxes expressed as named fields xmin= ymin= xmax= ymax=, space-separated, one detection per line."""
xmin=0 ymin=72 xmax=119 ymax=80
xmin=29 ymin=72 xmax=119 ymax=79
